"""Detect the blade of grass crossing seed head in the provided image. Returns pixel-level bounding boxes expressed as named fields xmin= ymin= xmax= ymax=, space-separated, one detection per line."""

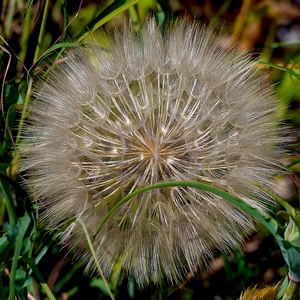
xmin=77 ymin=217 xmax=115 ymax=300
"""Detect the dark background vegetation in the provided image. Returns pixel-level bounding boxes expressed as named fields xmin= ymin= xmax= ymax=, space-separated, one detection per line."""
xmin=1 ymin=0 xmax=300 ymax=299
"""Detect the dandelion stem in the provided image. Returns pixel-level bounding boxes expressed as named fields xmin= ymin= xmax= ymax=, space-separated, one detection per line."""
xmin=76 ymin=217 xmax=115 ymax=300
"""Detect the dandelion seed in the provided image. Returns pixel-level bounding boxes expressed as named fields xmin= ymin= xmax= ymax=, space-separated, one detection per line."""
xmin=19 ymin=18 xmax=287 ymax=287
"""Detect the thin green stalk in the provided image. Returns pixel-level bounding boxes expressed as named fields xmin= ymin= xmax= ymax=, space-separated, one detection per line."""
xmin=259 ymin=61 xmax=300 ymax=81
xmin=15 ymin=76 xmax=33 ymax=146
xmin=17 ymin=5 xmax=32 ymax=74
xmin=77 ymin=217 xmax=115 ymax=300
xmin=8 ymin=222 xmax=27 ymax=300
xmin=128 ymin=5 xmax=141 ymax=32
xmin=215 ymin=0 xmax=232 ymax=19
xmin=93 ymin=181 xmax=273 ymax=241
xmin=33 ymin=0 xmax=50 ymax=63
xmin=282 ymin=280 xmax=300 ymax=300
xmin=232 ymin=0 xmax=251 ymax=44
xmin=61 ymin=0 xmax=69 ymax=42
xmin=20 ymin=256 xmax=56 ymax=300
xmin=52 ymin=263 xmax=80 ymax=294
xmin=77 ymin=0 xmax=140 ymax=42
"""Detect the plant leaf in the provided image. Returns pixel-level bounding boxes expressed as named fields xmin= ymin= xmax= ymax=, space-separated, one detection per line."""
xmin=281 ymin=240 xmax=300 ymax=280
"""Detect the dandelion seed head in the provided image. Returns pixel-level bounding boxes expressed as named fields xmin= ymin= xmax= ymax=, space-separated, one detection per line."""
xmin=19 ymin=19 xmax=287 ymax=287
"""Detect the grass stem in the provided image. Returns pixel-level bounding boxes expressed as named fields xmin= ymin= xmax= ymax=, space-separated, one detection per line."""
xmin=77 ymin=217 xmax=115 ymax=300
xmin=33 ymin=0 xmax=50 ymax=63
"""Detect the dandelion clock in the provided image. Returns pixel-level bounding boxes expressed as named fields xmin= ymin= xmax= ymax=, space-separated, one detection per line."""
xmin=19 ymin=18 xmax=286 ymax=287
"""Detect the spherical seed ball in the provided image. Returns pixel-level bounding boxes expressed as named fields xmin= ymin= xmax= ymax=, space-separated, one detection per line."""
xmin=19 ymin=19 xmax=286 ymax=287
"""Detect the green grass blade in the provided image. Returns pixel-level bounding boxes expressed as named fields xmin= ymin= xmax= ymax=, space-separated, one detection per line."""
xmin=45 ymin=42 xmax=79 ymax=56
xmin=20 ymin=256 xmax=56 ymax=300
xmin=77 ymin=0 xmax=140 ymax=42
xmin=267 ymin=40 xmax=300 ymax=49
xmin=77 ymin=217 xmax=115 ymax=300
xmin=8 ymin=216 xmax=30 ymax=300
xmin=61 ymin=0 xmax=69 ymax=42
xmin=33 ymin=0 xmax=50 ymax=63
xmin=15 ymin=77 xmax=33 ymax=146
xmin=18 ymin=4 xmax=32 ymax=73
xmin=92 ymin=181 xmax=276 ymax=240
xmin=259 ymin=61 xmax=300 ymax=81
